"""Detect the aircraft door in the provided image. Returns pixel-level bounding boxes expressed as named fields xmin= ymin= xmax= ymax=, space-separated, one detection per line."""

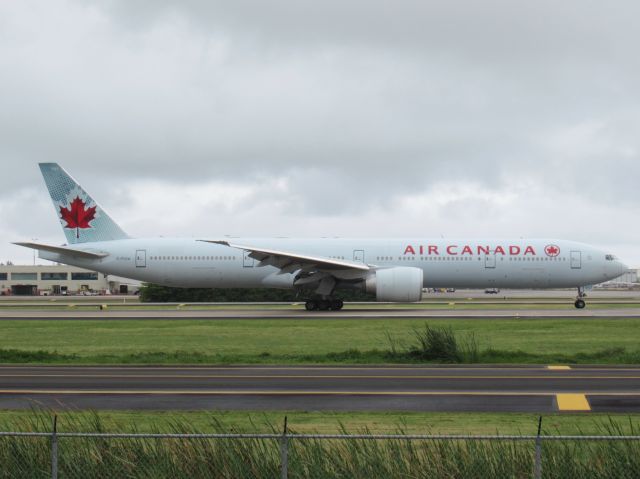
xmin=484 ymin=251 xmax=496 ymax=269
xmin=243 ymin=250 xmax=254 ymax=268
xmin=353 ymin=250 xmax=365 ymax=263
xmin=135 ymin=250 xmax=146 ymax=268
xmin=570 ymin=250 xmax=582 ymax=269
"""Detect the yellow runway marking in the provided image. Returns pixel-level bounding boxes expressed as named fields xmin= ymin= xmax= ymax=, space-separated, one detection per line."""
xmin=547 ymin=365 xmax=571 ymax=370
xmin=556 ymin=394 xmax=591 ymax=411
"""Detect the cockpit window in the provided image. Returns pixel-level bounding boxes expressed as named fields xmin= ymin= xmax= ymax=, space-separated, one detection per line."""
xmin=605 ymin=254 xmax=617 ymax=261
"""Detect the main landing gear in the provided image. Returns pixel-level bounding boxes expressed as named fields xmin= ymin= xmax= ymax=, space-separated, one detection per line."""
xmin=574 ymin=286 xmax=586 ymax=309
xmin=305 ymin=298 xmax=344 ymax=311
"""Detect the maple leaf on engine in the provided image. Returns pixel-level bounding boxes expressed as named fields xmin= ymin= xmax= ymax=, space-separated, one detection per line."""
xmin=59 ymin=196 xmax=96 ymax=238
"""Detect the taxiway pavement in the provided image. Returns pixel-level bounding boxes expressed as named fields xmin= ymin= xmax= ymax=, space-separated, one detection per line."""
xmin=1 ymin=365 xmax=639 ymax=413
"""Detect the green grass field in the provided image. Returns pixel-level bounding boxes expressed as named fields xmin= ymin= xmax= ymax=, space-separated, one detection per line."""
xmin=1 ymin=317 xmax=640 ymax=364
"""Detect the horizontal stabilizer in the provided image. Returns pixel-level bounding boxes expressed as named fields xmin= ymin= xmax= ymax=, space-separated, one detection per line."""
xmin=13 ymin=242 xmax=109 ymax=259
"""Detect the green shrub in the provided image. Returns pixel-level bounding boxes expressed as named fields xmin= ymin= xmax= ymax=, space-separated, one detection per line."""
xmin=408 ymin=324 xmax=461 ymax=362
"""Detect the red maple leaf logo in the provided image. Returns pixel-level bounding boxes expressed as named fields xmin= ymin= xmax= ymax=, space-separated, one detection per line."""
xmin=544 ymin=245 xmax=560 ymax=257
xmin=59 ymin=196 xmax=96 ymax=239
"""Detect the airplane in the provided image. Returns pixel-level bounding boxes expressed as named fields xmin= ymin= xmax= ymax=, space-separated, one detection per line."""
xmin=14 ymin=163 xmax=628 ymax=310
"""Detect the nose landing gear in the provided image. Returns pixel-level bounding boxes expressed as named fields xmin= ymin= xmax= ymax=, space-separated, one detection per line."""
xmin=574 ymin=287 xmax=586 ymax=309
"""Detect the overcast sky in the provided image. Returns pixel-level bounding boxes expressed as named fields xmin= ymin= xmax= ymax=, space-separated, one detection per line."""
xmin=1 ymin=0 xmax=639 ymax=265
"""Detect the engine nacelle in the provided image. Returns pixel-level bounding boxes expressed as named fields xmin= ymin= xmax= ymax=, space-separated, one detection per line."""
xmin=365 ymin=267 xmax=423 ymax=302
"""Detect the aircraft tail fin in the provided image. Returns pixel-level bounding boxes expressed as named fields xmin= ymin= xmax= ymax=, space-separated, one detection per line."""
xmin=38 ymin=163 xmax=129 ymax=244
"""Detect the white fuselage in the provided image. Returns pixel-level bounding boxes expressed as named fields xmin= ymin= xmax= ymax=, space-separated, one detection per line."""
xmin=39 ymin=238 xmax=627 ymax=290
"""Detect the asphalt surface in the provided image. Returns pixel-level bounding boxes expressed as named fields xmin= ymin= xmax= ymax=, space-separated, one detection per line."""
xmin=2 ymin=307 xmax=640 ymax=320
xmin=1 ymin=365 xmax=640 ymax=412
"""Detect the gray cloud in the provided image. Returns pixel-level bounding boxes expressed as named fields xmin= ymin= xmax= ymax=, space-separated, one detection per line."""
xmin=0 ymin=0 xmax=638 ymax=264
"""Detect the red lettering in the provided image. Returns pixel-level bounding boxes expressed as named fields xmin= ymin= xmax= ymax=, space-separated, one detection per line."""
xmin=477 ymin=245 xmax=490 ymax=255
xmin=428 ymin=245 xmax=439 ymax=255
xmin=419 ymin=245 xmax=424 ymax=255
xmin=404 ymin=245 xmax=416 ymax=255
xmin=509 ymin=245 xmax=521 ymax=255
xmin=524 ymin=246 xmax=536 ymax=255
xmin=446 ymin=245 xmax=458 ymax=255
xmin=494 ymin=245 xmax=505 ymax=255
xmin=461 ymin=245 xmax=473 ymax=255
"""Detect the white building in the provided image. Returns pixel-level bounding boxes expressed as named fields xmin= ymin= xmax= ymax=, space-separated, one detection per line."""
xmin=0 ymin=265 xmax=140 ymax=296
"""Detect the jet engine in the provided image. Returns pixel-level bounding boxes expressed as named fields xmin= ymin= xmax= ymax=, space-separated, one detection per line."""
xmin=365 ymin=267 xmax=423 ymax=302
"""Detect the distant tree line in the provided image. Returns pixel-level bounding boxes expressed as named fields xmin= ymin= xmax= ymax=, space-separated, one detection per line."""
xmin=139 ymin=283 xmax=375 ymax=302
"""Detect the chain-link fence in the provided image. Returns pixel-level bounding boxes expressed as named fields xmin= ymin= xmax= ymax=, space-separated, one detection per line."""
xmin=1 ymin=423 xmax=640 ymax=478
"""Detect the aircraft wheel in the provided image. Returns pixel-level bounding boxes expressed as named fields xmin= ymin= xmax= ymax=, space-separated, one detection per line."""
xmin=318 ymin=300 xmax=331 ymax=311
xmin=305 ymin=300 xmax=318 ymax=311
xmin=330 ymin=299 xmax=344 ymax=311
xmin=574 ymin=299 xmax=586 ymax=309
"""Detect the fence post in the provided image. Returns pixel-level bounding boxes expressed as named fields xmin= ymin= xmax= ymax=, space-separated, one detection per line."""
xmin=280 ymin=416 xmax=288 ymax=479
xmin=51 ymin=415 xmax=58 ymax=479
xmin=534 ymin=416 xmax=542 ymax=479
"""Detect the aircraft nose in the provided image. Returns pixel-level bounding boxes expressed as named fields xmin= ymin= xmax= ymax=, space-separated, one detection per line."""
xmin=609 ymin=259 xmax=629 ymax=280
xmin=604 ymin=257 xmax=628 ymax=281
xmin=618 ymin=260 xmax=630 ymax=276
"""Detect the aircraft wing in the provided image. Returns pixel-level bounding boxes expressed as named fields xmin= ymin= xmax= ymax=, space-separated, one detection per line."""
xmin=13 ymin=242 xmax=109 ymax=260
xmin=198 ymin=240 xmax=370 ymax=274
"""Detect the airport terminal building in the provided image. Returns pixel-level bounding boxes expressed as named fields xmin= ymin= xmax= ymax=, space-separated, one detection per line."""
xmin=0 ymin=265 xmax=140 ymax=296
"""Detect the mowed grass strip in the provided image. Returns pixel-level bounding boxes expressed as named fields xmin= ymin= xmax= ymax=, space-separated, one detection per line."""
xmin=1 ymin=317 xmax=640 ymax=364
